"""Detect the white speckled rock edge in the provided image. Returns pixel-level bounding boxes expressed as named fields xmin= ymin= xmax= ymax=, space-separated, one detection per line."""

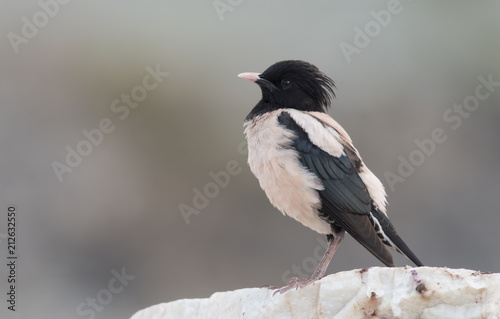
xmin=130 ymin=267 xmax=500 ymax=319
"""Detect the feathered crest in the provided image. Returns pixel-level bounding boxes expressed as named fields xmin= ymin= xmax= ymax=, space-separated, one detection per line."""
xmin=261 ymin=60 xmax=336 ymax=111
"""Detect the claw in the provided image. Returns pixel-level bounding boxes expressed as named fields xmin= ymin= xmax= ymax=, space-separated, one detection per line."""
xmin=273 ymin=277 xmax=318 ymax=295
xmin=261 ymin=284 xmax=278 ymax=289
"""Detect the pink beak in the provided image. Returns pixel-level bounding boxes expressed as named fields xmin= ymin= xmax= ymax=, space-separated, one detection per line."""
xmin=237 ymin=72 xmax=261 ymax=82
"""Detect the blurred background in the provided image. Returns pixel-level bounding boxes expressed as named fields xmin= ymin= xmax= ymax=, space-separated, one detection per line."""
xmin=1 ymin=1 xmax=499 ymax=318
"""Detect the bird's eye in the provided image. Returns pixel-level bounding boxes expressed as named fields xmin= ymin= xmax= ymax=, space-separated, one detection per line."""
xmin=281 ymin=79 xmax=291 ymax=88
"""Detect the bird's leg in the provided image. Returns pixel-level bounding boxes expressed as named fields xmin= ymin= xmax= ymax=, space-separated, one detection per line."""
xmin=273 ymin=229 xmax=345 ymax=295
xmin=311 ymin=230 xmax=345 ymax=279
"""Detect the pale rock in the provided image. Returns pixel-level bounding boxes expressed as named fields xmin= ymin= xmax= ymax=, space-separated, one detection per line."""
xmin=130 ymin=267 xmax=500 ymax=319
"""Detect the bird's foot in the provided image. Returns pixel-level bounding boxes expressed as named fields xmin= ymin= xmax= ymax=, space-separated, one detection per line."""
xmin=261 ymin=284 xmax=278 ymax=289
xmin=272 ymin=276 xmax=321 ymax=295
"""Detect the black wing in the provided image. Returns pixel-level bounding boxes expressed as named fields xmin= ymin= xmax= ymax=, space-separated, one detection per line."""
xmin=278 ymin=111 xmax=395 ymax=266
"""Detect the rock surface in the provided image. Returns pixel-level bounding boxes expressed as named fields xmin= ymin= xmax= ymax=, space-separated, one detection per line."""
xmin=130 ymin=267 xmax=500 ymax=319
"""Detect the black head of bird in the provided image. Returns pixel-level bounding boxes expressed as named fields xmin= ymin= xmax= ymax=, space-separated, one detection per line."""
xmin=239 ymin=60 xmax=336 ymax=115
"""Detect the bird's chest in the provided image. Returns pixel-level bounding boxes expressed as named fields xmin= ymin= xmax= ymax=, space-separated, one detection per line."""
xmin=244 ymin=112 xmax=331 ymax=234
